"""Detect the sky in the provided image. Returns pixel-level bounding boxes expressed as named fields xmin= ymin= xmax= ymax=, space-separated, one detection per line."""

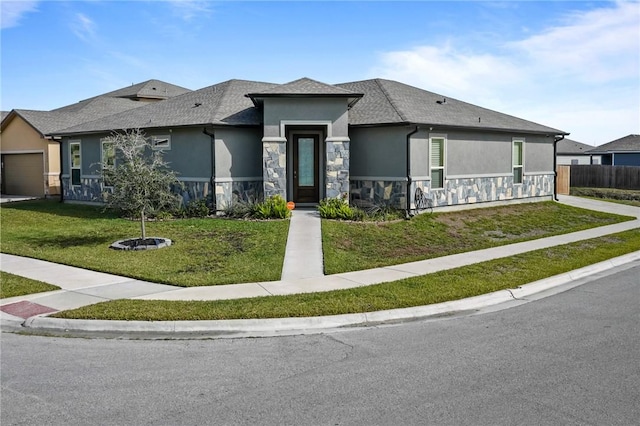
xmin=1 ymin=0 xmax=639 ymax=146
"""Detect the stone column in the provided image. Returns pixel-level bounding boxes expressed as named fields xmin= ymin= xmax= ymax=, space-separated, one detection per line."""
xmin=325 ymin=139 xmax=350 ymax=200
xmin=263 ymin=138 xmax=287 ymax=200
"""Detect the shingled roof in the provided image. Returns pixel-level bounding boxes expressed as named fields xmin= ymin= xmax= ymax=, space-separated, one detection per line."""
xmin=52 ymin=79 xmax=277 ymax=135
xmin=557 ymin=138 xmax=595 ymax=155
xmin=587 ymin=134 xmax=640 ymax=154
xmin=247 ymin=77 xmax=363 ymax=107
xmin=337 ymin=79 xmax=566 ymax=134
xmin=51 ymin=77 xmax=567 ymax=136
xmin=2 ymin=79 xmax=191 ymax=136
xmin=82 ymin=79 xmax=191 ymax=101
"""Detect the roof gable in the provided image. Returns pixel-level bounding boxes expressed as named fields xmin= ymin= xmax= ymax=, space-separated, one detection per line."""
xmin=247 ymin=77 xmax=363 ymax=108
xmin=249 ymin=77 xmax=361 ymax=96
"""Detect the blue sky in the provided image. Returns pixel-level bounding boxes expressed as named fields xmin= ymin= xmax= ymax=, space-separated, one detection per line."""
xmin=1 ymin=0 xmax=638 ymax=145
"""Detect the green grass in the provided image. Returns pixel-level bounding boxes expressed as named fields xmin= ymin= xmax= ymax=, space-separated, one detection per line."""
xmin=0 ymin=271 xmax=60 ymax=299
xmin=52 ymin=228 xmax=640 ymax=321
xmin=0 ymin=200 xmax=289 ymax=287
xmin=322 ymin=201 xmax=633 ymax=274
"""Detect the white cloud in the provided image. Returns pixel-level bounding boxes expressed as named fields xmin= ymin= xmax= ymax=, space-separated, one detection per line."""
xmin=370 ymin=1 xmax=640 ymax=144
xmin=1 ymin=1 xmax=39 ymax=29
xmin=69 ymin=12 xmax=97 ymax=41
xmin=167 ymin=0 xmax=212 ymax=21
xmin=508 ymin=0 xmax=640 ymax=83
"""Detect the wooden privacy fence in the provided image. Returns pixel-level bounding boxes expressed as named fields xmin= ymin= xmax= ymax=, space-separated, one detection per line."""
xmin=569 ymin=165 xmax=640 ymax=190
xmin=556 ymin=165 xmax=570 ymax=195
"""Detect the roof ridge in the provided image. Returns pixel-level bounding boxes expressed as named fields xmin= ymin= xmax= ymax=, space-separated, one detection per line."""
xmin=374 ymin=79 xmax=407 ymax=122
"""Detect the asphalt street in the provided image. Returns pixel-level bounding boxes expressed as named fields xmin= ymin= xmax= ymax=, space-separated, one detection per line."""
xmin=1 ymin=263 xmax=638 ymax=426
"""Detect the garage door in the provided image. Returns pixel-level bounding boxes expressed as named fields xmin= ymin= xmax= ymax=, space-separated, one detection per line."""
xmin=2 ymin=153 xmax=44 ymax=196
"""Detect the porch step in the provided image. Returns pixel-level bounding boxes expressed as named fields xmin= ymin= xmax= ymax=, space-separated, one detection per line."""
xmin=281 ymin=209 xmax=324 ymax=280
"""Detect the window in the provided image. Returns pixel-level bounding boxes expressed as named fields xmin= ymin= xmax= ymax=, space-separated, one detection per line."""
xmin=151 ymin=135 xmax=171 ymax=150
xmin=430 ymin=136 xmax=445 ymax=189
xmin=70 ymin=141 xmax=81 ymax=186
xmin=513 ymin=139 xmax=524 ymax=184
xmin=571 ymin=159 xmax=579 ymax=165
xmin=101 ymin=140 xmax=115 ymax=187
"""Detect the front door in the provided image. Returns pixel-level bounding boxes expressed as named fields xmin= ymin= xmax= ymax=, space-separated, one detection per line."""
xmin=293 ymin=134 xmax=319 ymax=203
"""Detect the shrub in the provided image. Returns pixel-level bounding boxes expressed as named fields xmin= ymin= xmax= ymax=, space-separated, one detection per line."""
xmin=253 ymin=195 xmax=290 ymax=219
xmin=318 ymin=198 xmax=355 ymax=220
xmin=184 ymin=199 xmax=210 ymax=218
xmin=570 ymin=187 xmax=640 ymax=201
xmin=222 ymin=200 xmax=256 ymax=219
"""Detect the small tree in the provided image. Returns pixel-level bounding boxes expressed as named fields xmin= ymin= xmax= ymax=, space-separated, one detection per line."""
xmin=100 ymin=129 xmax=183 ymax=240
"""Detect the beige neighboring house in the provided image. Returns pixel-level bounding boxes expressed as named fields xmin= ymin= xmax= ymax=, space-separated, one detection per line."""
xmin=0 ymin=80 xmax=191 ymax=197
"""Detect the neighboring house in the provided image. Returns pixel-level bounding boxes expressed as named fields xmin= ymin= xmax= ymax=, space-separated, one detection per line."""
xmin=0 ymin=80 xmax=191 ymax=197
xmin=556 ymin=138 xmax=600 ymax=165
xmin=51 ymin=77 xmax=568 ymax=214
xmin=587 ymin=135 xmax=640 ymax=166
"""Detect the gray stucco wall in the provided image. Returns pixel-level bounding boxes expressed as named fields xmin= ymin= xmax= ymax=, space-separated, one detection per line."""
xmin=150 ymin=127 xmax=211 ymax=178
xmin=446 ymin=132 xmax=512 ymax=176
xmin=349 ymin=126 xmax=408 ymax=177
xmin=524 ymin=135 xmax=554 ymax=172
xmin=262 ymin=98 xmax=350 ymax=138
xmin=214 ymin=127 xmax=263 ymax=178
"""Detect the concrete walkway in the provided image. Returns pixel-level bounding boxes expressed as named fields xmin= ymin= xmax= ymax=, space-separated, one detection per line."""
xmin=1 ymin=195 xmax=639 ymax=336
xmin=280 ymin=209 xmax=324 ymax=280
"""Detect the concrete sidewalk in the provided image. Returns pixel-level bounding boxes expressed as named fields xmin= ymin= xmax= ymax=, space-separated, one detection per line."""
xmin=1 ymin=195 xmax=639 ymax=337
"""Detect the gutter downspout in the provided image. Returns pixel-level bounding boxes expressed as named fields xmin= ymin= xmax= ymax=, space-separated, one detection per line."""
xmin=553 ymin=135 xmax=565 ymax=201
xmin=203 ymin=127 xmax=216 ymax=210
xmin=406 ymin=125 xmax=420 ymax=218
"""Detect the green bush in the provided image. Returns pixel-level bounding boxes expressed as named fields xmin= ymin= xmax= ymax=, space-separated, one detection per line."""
xmin=318 ymin=198 xmax=355 ymax=220
xmin=570 ymin=187 xmax=640 ymax=201
xmin=184 ymin=199 xmax=211 ymax=218
xmin=253 ymin=195 xmax=290 ymax=219
xmin=222 ymin=199 xmax=256 ymax=219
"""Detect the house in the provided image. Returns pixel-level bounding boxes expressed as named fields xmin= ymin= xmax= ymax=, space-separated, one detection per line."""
xmin=587 ymin=135 xmax=640 ymax=166
xmin=50 ymin=78 xmax=568 ymax=214
xmin=0 ymin=80 xmax=191 ymax=197
xmin=556 ymin=138 xmax=600 ymax=165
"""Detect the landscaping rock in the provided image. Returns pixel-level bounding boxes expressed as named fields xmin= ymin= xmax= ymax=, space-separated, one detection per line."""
xmin=110 ymin=237 xmax=172 ymax=251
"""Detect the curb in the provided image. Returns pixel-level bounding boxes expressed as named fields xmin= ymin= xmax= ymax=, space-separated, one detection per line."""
xmin=7 ymin=250 xmax=639 ymax=339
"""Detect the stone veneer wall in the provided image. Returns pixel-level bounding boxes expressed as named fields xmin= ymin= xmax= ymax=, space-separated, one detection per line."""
xmin=62 ymin=177 xmax=103 ymax=202
xmin=214 ymin=180 xmax=263 ymax=210
xmin=263 ymin=141 xmax=287 ymax=200
xmin=62 ymin=177 xmax=212 ymax=206
xmin=350 ymin=179 xmax=407 ymax=209
xmin=430 ymin=174 xmax=554 ymax=207
xmin=352 ymin=173 xmax=555 ymax=211
xmin=325 ymin=141 xmax=350 ymax=199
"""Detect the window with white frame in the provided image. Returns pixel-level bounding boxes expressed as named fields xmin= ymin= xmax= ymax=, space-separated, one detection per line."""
xmin=70 ymin=141 xmax=81 ymax=186
xmin=101 ymin=140 xmax=115 ymax=187
xmin=513 ymin=139 xmax=524 ymax=184
xmin=151 ymin=135 xmax=171 ymax=150
xmin=430 ymin=136 xmax=445 ymax=189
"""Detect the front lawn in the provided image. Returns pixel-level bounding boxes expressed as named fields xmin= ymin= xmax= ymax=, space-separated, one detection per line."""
xmin=0 ymin=271 xmax=60 ymax=299
xmin=322 ymin=201 xmax=633 ymax=273
xmin=52 ymin=228 xmax=640 ymax=320
xmin=0 ymin=200 xmax=289 ymax=286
